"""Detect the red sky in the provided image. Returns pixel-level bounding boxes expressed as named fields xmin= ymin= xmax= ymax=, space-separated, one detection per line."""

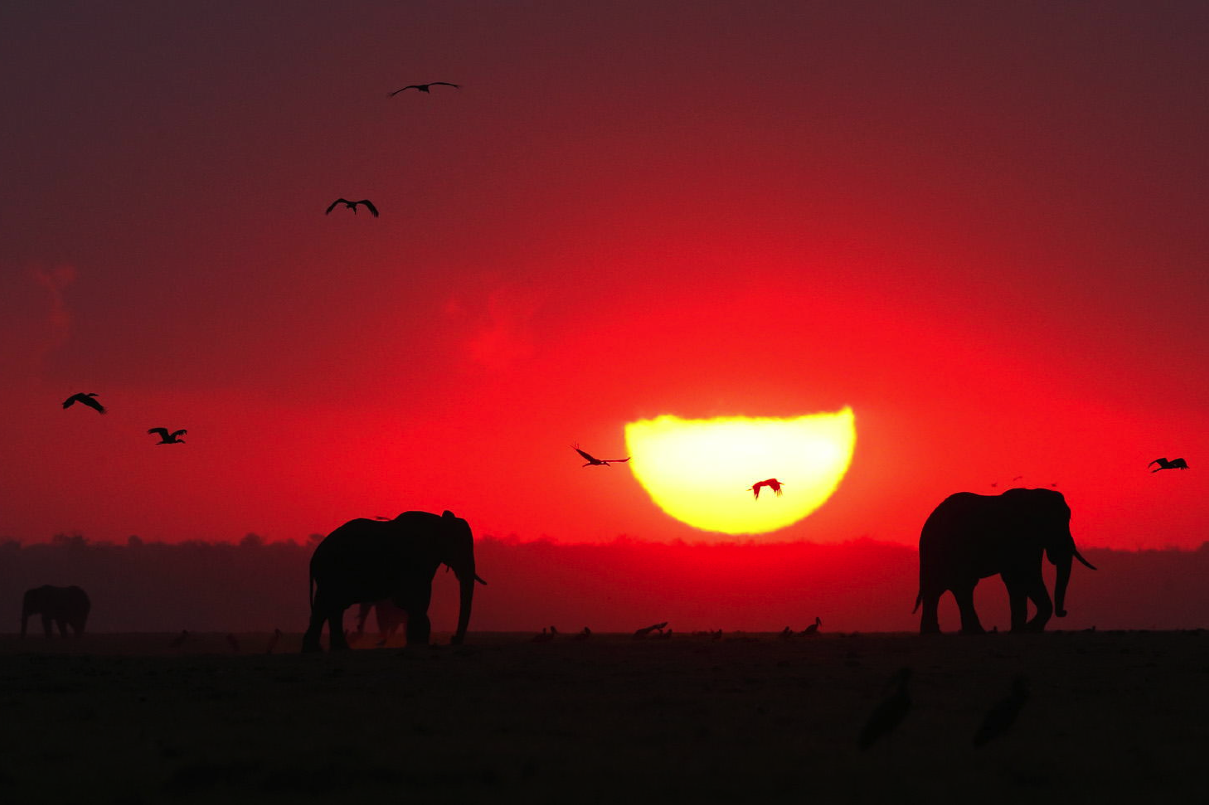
xmin=1 ymin=2 xmax=1206 ymax=552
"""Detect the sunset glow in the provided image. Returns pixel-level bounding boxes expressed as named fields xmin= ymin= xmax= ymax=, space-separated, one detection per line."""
xmin=625 ymin=409 xmax=856 ymax=535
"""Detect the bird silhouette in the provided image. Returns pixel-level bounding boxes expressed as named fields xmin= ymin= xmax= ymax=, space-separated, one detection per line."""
xmin=802 ymin=616 xmax=822 ymax=636
xmin=148 ymin=428 xmax=187 ymax=444
xmin=747 ymin=478 xmax=785 ymax=499
xmin=574 ymin=444 xmax=630 ymax=467
xmin=1150 ymin=457 xmax=1189 ymax=472
xmin=325 ymin=198 xmax=379 ymax=217
xmin=633 ymin=621 xmax=668 ymax=638
xmin=973 ymin=674 xmax=1030 ymax=747
xmin=265 ymin=628 xmax=283 ymax=654
xmin=389 ymin=82 xmax=460 ymax=96
xmin=858 ymin=667 xmax=912 ymax=750
xmin=62 ymin=392 xmax=106 ymax=414
xmin=169 ymin=629 xmax=190 ymax=648
xmin=573 ymin=627 xmax=592 ymax=640
xmin=531 ymin=627 xmax=553 ymax=643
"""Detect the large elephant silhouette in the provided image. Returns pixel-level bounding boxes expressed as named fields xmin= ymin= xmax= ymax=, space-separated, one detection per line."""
xmin=302 ymin=510 xmax=486 ymax=652
xmin=914 ymin=488 xmax=1096 ymax=634
xmin=22 ymin=585 xmax=91 ymax=638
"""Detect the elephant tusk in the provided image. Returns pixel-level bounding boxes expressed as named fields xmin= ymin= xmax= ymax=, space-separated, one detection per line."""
xmin=474 ymin=574 xmax=487 ymax=585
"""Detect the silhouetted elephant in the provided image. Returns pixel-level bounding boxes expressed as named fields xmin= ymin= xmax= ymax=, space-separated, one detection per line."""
xmin=914 ymin=488 xmax=1096 ymax=634
xmin=21 ymin=585 xmax=90 ymax=638
xmin=302 ymin=510 xmax=486 ymax=652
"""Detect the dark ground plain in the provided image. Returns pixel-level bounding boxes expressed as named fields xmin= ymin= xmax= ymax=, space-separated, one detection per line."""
xmin=2 ymin=631 xmax=1207 ymax=804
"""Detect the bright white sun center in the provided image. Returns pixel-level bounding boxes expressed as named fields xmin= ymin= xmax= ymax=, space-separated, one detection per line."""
xmin=624 ymin=408 xmax=856 ymax=535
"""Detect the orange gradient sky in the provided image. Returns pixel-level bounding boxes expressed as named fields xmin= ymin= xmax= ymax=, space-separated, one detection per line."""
xmin=1 ymin=2 xmax=1206 ymax=550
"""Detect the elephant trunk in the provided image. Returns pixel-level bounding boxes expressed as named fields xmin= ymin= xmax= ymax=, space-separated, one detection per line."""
xmin=452 ymin=572 xmax=474 ymax=646
xmin=1053 ymin=554 xmax=1072 ymax=618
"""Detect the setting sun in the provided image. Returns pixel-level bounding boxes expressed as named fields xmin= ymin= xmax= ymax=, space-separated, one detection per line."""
xmin=625 ymin=409 xmax=856 ymax=535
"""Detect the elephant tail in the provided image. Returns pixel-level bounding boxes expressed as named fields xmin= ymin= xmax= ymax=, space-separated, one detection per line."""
xmin=912 ymin=591 xmax=922 ymax=614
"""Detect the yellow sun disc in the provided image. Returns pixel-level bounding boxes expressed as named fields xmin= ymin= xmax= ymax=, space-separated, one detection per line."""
xmin=625 ymin=408 xmax=856 ymax=535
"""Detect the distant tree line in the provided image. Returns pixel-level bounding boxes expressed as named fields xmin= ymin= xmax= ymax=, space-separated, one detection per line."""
xmin=2 ymin=535 xmax=1207 ymax=633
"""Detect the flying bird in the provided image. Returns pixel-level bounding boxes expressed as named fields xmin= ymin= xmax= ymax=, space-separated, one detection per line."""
xmin=973 ymin=674 xmax=1030 ymax=747
xmin=62 ymin=392 xmax=106 ymax=414
xmin=858 ymin=667 xmax=912 ymax=750
xmin=747 ymin=478 xmax=785 ymax=499
xmin=389 ymin=82 xmax=460 ymax=96
xmin=802 ymin=616 xmax=822 ymax=636
xmin=325 ymin=198 xmax=378 ymax=217
xmin=148 ymin=428 xmax=187 ymax=444
xmin=574 ymin=444 xmax=630 ymax=467
xmin=1149 ymin=457 xmax=1189 ymax=472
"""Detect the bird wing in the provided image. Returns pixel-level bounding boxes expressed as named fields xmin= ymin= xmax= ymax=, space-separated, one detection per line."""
xmin=609 ymin=457 xmax=631 ymax=463
xmin=357 ymin=200 xmax=379 ymax=217
xmin=326 ymin=199 xmax=349 ymax=215
xmin=81 ymin=396 xmax=106 ymax=413
xmin=171 ymin=430 xmax=188 ymax=438
xmin=1148 ymin=458 xmax=1165 ymax=467
xmin=148 ymin=428 xmax=169 ymax=438
xmin=389 ymin=85 xmax=422 ymax=95
xmin=430 ymin=82 xmax=460 ymax=88
xmin=62 ymin=394 xmax=78 ymax=408
xmin=574 ymin=446 xmax=599 ymax=463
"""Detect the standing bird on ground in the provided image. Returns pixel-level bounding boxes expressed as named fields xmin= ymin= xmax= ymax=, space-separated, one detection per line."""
xmin=62 ymin=392 xmax=106 ymax=414
xmin=858 ymin=667 xmax=912 ymax=750
xmin=748 ymin=478 xmax=785 ymax=499
xmin=265 ymin=628 xmax=283 ymax=654
xmin=973 ymin=674 xmax=1030 ymax=747
xmin=574 ymin=444 xmax=630 ymax=467
xmin=325 ymin=198 xmax=379 ymax=217
xmin=148 ymin=428 xmax=187 ymax=444
xmin=802 ymin=616 xmax=822 ymax=636
xmin=389 ymin=82 xmax=460 ymax=96
xmin=1149 ymin=457 xmax=1189 ymax=472
xmin=169 ymin=629 xmax=190 ymax=648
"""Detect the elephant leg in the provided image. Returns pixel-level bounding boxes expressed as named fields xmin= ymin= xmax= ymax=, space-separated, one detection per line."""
xmin=919 ymin=591 xmax=942 ymax=634
xmin=301 ymin=609 xmax=326 ymax=652
xmin=952 ymin=585 xmax=985 ymax=635
xmin=1025 ymin=576 xmax=1054 ymax=632
xmin=399 ymin=581 xmax=432 ymax=647
xmin=56 ymin=618 xmax=69 ymax=638
xmin=1002 ymin=574 xmax=1029 ymax=633
xmin=41 ymin=614 xmax=53 ymax=638
xmin=328 ymin=608 xmax=351 ymax=651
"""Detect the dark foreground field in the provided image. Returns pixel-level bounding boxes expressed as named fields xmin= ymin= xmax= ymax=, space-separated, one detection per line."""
xmin=2 ymin=631 xmax=1207 ymax=804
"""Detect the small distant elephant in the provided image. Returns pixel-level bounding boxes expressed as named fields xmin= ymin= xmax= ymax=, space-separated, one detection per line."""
xmin=21 ymin=585 xmax=91 ymax=638
xmin=915 ymin=488 xmax=1096 ymax=634
xmin=302 ymin=510 xmax=486 ymax=652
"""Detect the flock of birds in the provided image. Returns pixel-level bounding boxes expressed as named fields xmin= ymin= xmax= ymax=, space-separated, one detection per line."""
xmin=858 ymin=667 xmax=1031 ymax=750
xmin=574 ymin=444 xmax=789 ymax=501
xmin=518 ymin=622 xmax=1025 ymax=748
xmin=63 ymin=392 xmax=187 ymax=445
xmin=323 ymin=81 xmax=459 ymax=219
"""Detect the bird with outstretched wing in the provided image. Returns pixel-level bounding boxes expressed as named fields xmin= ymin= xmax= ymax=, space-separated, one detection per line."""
xmin=62 ymin=392 xmax=106 ymax=414
xmin=573 ymin=444 xmax=630 ymax=467
xmin=389 ymin=82 xmax=460 ymax=96
xmin=148 ymin=428 xmax=187 ymax=444
xmin=325 ymin=198 xmax=379 ymax=217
